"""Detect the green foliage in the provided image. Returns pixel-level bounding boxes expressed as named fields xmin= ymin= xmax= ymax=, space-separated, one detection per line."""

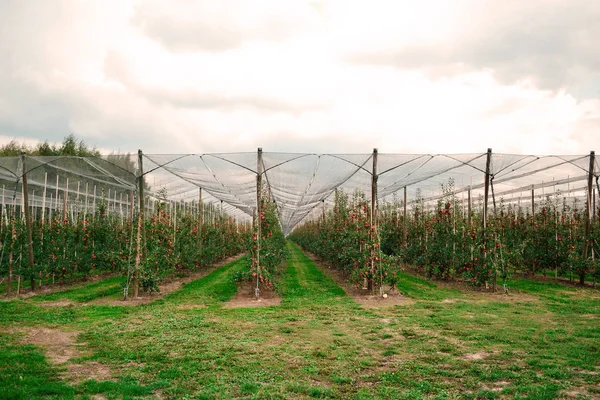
xmin=244 ymin=196 xmax=286 ymax=290
xmin=294 ymin=179 xmax=599 ymax=290
xmin=289 ymin=189 xmax=384 ymax=290
xmin=0 ymin=196 xmax=250 ymax=296
xmin=0 ymin=134 xmax=100 ymax=157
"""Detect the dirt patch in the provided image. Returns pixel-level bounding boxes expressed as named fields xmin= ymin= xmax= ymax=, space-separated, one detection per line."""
xmin=68 ymin=362 xmax=112 ymax=382
xmin=482 ymin=381 xmax=510 ymax=392
xmin=21 ymin=327 xmax=112 ymax=383
xmin=224 ymin=282 xmax=282 ymax=308
xmin=89 ymin=254 xmax=244 ymax=306
xmin=460 ymin=352 xmax=490 ymax=361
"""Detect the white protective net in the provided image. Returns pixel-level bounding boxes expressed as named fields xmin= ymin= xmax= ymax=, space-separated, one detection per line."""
xmin=0 ymin=149 xmax=597 ymax=234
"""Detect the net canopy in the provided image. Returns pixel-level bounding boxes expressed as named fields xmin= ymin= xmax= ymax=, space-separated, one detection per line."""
xmin=0 ymin=150 xmax=597 ymax=234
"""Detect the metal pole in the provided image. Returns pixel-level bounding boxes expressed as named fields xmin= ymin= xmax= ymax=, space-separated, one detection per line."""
xmin=369 ymin=148 xmax=378 ymax=292
xmin=483 ymin=148 xmax=492 ymax=238
xmin=256 ymin=148 xmax=263 ymax=298
xmin=20 ymin=153 xmax=36 ymax=292
xmin=403 ymin=186 xmax=408 ymax=245
xmin=581 ymin=151 xmax=595 ymax=285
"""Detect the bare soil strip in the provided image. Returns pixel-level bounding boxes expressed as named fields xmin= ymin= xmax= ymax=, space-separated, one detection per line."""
xmin=22 ymin=327 xmax=112 ymax=383
xmin=224 ymin=281 xmax=282 ymax=308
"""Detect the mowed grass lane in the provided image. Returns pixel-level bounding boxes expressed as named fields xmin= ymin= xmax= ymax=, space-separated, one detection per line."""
xmin=0 ymin=242 xmax=599 ymax=399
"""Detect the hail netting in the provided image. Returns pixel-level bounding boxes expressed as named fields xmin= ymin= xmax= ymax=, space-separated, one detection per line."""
xmin=0 ymin=151 xmax=597 ymax=234
xmin=0 ymin=155 xmax=137 ymax=220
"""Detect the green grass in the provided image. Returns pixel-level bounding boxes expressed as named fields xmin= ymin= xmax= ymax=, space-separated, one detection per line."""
xmin=29 ymin=276 xmax=125 ymax=303
xmin=0 ymin=242 xmax=599 ymax=399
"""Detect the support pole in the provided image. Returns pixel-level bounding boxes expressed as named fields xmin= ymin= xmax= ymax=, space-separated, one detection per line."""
xmin=198 ymin=188 xmax=203 ymax=251
xmin=581 ymin=151 xmax=595 ymax=285
xmin=322 ymin=199 xmax=325 ymax=223
xmin=467 ymin=186 xmax=472 ymax=226
xmin=483 ymin=148 xmax=492 ymax=239
xmin=133 ymin=149 xmax=145 ymax=298
xmin=369 ymin=148 xmax=378 ymax=292
xmin=63 ymin=178 xmax=68 ymax=222
xmin=403 ymin=186 xmax=408 ymax=245
xmin=20 ymin=153 xmax=36 ymax=292
xmin=483 ymin=148 xmax=494 ymax=290
xmin=41 ymin=173 xmax=47 ymax=225
xmin=531 ymin=185 xmax=535 ymax=216
xmin=255 ymin=148 xmax=263 ymax=298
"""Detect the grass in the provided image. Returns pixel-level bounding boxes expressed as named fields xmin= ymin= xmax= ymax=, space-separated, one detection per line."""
xmin=0 ymin=241 xmax=598 ymax=399
xmin=30 ymin=276 xmax=125 ymax=303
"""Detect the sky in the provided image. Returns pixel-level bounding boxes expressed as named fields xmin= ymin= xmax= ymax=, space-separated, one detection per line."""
xmin=0 ymin=0 xmax=599 ymax=155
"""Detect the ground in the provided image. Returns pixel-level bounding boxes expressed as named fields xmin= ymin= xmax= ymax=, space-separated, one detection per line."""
xmin=0 ymin=242 xmax=599 ymax=399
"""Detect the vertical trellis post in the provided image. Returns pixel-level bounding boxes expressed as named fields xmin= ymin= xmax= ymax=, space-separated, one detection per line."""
xmin=581 ymin=151 xmax=595 ymax=285
xmin=255 ymin=148 xmax=263 ymax=298
xmin=321 ymin=199 xmax=325 ymax=224
xmin=133 ymin=149 xmax=145 ymax=298
xmin=403 ymin=186 xmax=408 ymax=245
xmin=129 ymin=191 xmax=134 ymax=222
xmin=63 ymin=178 xmax=68 ymax=222
xmin=531 ymin=185 xmax=535 ymax=216
xmin=483 ymin=149 xmax=494 ymax=290
xmin=198 ymin=188 xmax=203 ymax=251
xmin=20 ymin=153 xmax=36 ymax=292
xmin=369 ymin=148 xmax=378 ymax=293
xmin=483 ymin=148 xmax=492 ymax=249
xmin=55 ymin=175 xmax=59 ymax=221
xmin=467 ymin=186 xmax=472 ymax=226
xmin=41 ymin=173 xmax=47 ymax=225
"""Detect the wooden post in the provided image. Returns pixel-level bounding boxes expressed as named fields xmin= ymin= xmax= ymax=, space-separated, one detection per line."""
xmin=20 ymin=153 xmax=36 ymax=292
xmin=483 ymin=149 xmax=492 ymax=236
xmin=581 ymin=151 xmax=595 ymax=285
xmin=593 ymin=183 xmax=597 ymax=221
xmin=482 ymin=149 xmax=493 ymax=289
xmin=368 ymin=148 xmax=378 ymax=292
xmin=133 ymin=149 xmax=145 ymax=298
xmin=255 ymin=148 xmax=263 ymax=298
xmin=322 ymin=199 xmax=325 ymax=223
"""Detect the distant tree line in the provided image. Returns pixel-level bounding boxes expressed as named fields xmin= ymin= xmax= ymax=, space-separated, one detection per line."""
xmin=0 ymin=134 xmax=101 ymax=157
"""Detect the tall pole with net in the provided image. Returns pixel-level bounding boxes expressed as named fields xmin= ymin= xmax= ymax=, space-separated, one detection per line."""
xmin=255 ymin=148 xmax=263 ymax=298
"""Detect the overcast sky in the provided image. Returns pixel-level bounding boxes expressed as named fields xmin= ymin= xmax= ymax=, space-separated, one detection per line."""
xmin=0 ymin=0 xmax=598 ymax=155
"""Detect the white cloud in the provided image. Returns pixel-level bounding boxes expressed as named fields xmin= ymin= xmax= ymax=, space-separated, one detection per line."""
xmin=0 ymin=0 xmax=597 ymax=158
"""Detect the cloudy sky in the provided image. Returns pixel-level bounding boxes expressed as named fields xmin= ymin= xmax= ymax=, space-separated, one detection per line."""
xmin=0 ymin=0 xmax=598 ymax=155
